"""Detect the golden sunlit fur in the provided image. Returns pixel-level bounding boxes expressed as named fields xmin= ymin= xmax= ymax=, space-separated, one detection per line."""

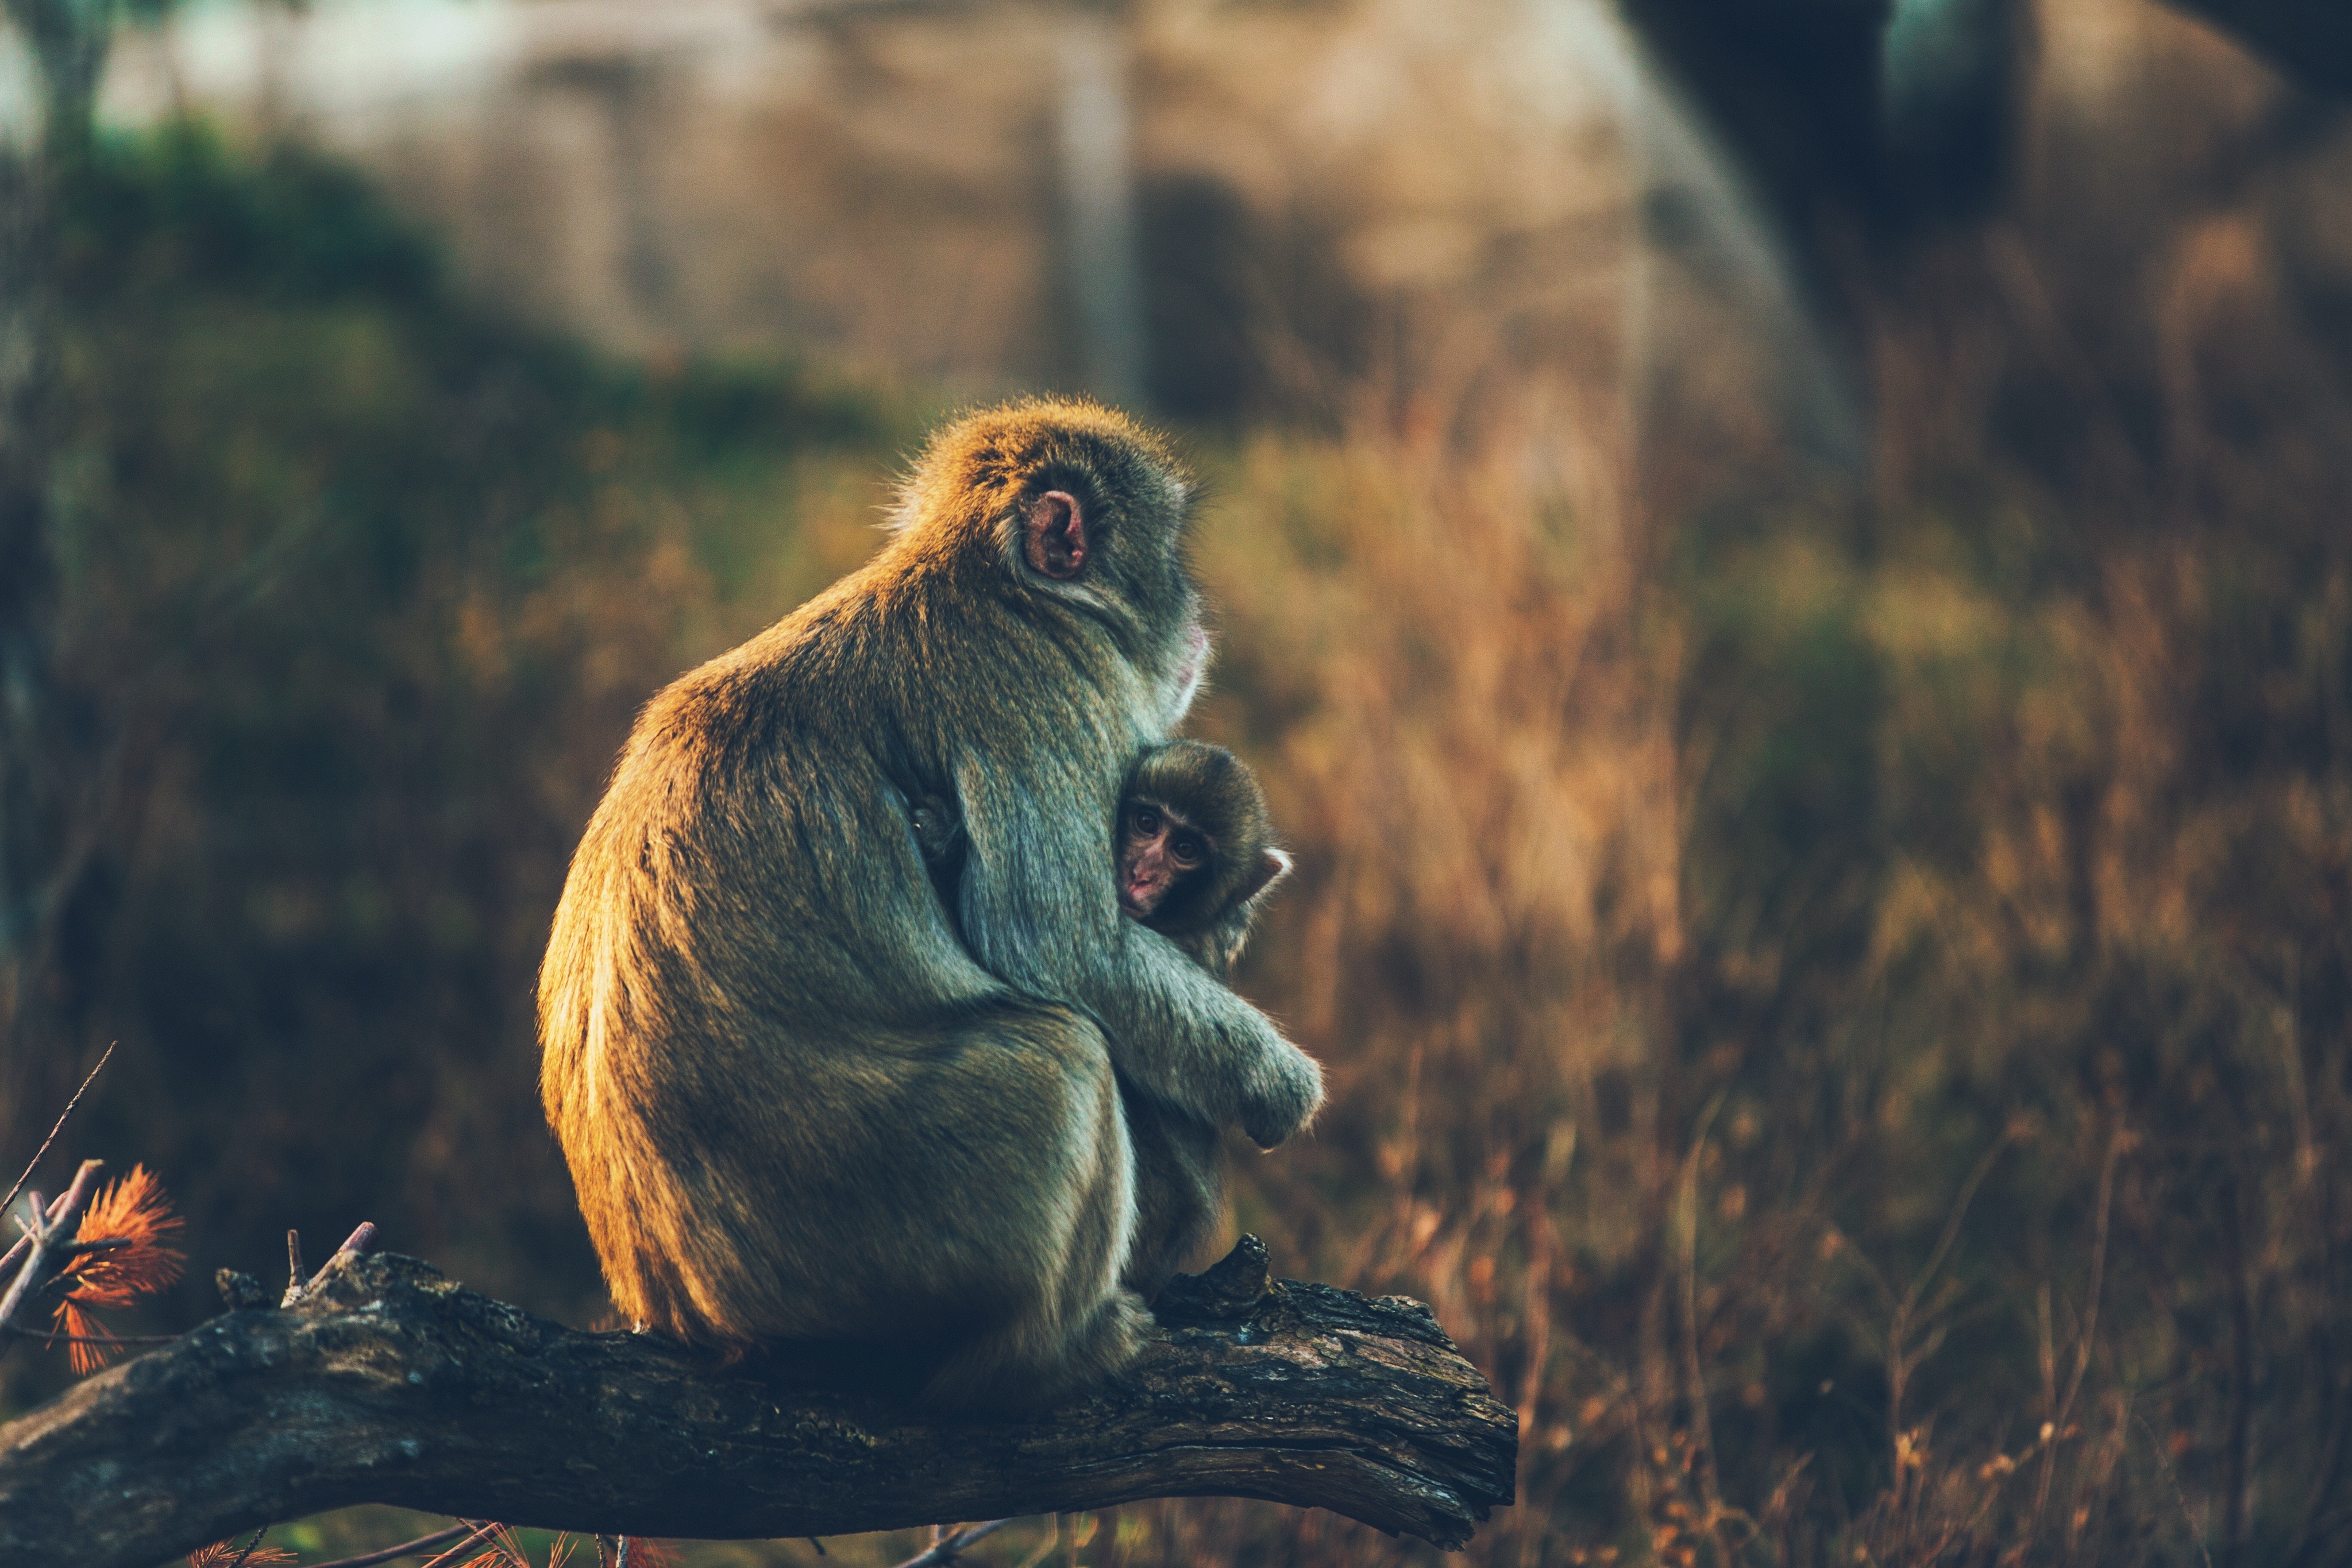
xmin=538 ymin=400 xmax=1322 ymax=1410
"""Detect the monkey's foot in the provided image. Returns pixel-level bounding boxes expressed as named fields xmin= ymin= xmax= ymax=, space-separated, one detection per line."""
xmin=1152 ymin=1234 xmax=1271 ymax=1323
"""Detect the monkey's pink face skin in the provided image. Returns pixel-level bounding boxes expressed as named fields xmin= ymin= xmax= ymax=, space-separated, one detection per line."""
xmin=1160 ymin=623 xmax=1210 ymax=729
xmin=1119 ymin=803 xmax=1209 ymax=920
xmin=1182 ymin=622 xmax=1210 ymax=683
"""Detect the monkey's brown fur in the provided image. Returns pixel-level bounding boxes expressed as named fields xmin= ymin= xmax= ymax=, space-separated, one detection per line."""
xmin=1115 ymin=739 xmax=1293 ymax=1300
xmin=538 ymin=400 xmax=1322 ymax=1411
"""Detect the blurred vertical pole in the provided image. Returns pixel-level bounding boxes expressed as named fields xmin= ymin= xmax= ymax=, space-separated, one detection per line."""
xmin=19 ymin=0 xmax=111 ymax=172
xmin=1609 ymin=4 xmax=1861 ymax=478
xmin=1881 ymin=0 xmax=2020 ymax=225
xmin=0 ymin=0 xmax=114 ymax=1133
xmin=0 ymin=135 xmax=59 ymax=1068
xmin=1055 ymin=5 xmax=1148 ymax=412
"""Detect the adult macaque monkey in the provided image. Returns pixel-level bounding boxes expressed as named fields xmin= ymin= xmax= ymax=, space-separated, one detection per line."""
xmin=1113 ymin=739 xmax=1294 ymax=1299
xmin=539 ymin=400 xmax=1322 ymax=1412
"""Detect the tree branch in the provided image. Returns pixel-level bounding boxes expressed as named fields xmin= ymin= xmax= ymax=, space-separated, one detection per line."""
xmin=0 ymin=1239 xmax=1515 ymax=1566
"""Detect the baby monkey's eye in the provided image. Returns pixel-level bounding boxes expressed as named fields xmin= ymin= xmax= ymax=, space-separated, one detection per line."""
xmin=1131 ymin=806 xmax=1161 ymax=836
xmin=1170 ymin=833 xmax=1205 ymax=867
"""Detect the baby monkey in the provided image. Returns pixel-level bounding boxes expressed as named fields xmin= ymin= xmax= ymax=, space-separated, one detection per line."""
xmin=909 ymin=739 xmax=1287 ymax=976
xmin=1114 ymin=739 xmax=1291 ymax=1297
xmin=1116 ymin=739 xmax=1290 ymax=979
xmin=908 ymin=738 xmax=1298 ymax=968
xmin=909 ymin=739 xmax=1290 ymax=1296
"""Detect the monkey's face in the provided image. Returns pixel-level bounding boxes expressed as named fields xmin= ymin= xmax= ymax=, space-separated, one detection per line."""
xmin=1032 ymin=481 xmax=1207 ymax=735
xmin=1119 ymin=799 xmax=1212 ymax=922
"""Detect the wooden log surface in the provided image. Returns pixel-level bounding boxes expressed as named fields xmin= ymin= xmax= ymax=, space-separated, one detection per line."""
xmin=0 ymin=1238 xmax=1516 ymax=1566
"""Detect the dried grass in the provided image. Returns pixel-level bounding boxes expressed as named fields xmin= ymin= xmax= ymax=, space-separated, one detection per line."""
xmin=22 ymin=109 xmax=2352 ymax=1568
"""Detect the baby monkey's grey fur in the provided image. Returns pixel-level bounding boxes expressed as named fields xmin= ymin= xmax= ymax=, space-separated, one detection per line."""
xmin=1115 ymin=739 xmax=1293 ymax=1299
xmin=539 ymin=401 xmax=1322 ymax=1412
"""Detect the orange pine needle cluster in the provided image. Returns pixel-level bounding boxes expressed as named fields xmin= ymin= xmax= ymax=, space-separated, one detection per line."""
xmin=457 ymin=1524 xmax=534 ymax=1568
xmin=186 ymin=1541 xmax=295 ymax=1567
xmin=453 ymin=1530 xmax=669 ymax=1568
xmin=52 ymin=1164 xmax=186 ymax=1372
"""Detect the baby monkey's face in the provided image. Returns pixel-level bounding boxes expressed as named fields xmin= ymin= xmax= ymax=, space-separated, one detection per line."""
xmin=1118 ymin=799 xmax=1210 ymax=921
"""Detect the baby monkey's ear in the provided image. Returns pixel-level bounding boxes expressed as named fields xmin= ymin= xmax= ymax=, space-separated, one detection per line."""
xmin=1024 ymin=490 xmax=1089 ymax=580
xmin=1239 ymin=847 xmax=1293 ymax=906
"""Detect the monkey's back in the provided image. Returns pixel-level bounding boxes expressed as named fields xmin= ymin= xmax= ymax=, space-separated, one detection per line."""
xmin=538 ymin=547 xmax=1150 ymax=1350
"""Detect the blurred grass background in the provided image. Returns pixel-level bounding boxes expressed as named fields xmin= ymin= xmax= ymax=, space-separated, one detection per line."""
xmin=2 ymin=55 xmax=2350 ymax=1568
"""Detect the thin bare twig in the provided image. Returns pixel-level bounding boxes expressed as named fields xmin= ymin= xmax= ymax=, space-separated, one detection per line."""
xmin=1887 ymin=1131 xmax=2011 ymax=1489
xmin=2059 ymin=1132 xmax=2127 ymax=1564
xmin=309 ymin=1527 xmax=481 ymax=1568
xmin=2135 ymin=1411 xmax=2218 ymax=1568
xmin=2027 ymin=1124 xmax=2126 ymax=1543
xmin=282 ymin=1231 xmax=307 ymax=1309
xmin=0 ymin=1048 xmax=114 ymax=1289
xmin=222 ymin=1526 xmax=271 ymax=1568
xmin=0 ymin=1159 xmax=103 ymax=1333
xmin=1674 ymin=1094 xmax=1733 ymax=1562
xmin=13 ymin=1320 xmax=183 ymax=1350
xmin=283 ymin=1222 xmax=380 ymax=1309
xmin=2058 ymin=1130 xmax=2123 ymax=1424
xmin=6 ymin=1325 xmax=180 ymax=1346
xmin=893 ymin=1519 xmax=1013 ymax=1567
xmin=413 ymin=1520 xmax=502 ymax=1568
xmin=0 ymin=1042 xmax=112 ymax=1223
xmin=0 ymin=1188 xmax=71 ymax=1295
xmin=1898 ymin=1134 xmax=2011 ymax=1332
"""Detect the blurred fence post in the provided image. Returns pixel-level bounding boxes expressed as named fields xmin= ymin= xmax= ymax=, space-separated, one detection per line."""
xmin=0 ymin=0 xmax=115 ymax=1142
xmin=1055 ymin=5 xmax=1148 ymax=411
xmin=0 ymin=138 xmax=62 ymax=1068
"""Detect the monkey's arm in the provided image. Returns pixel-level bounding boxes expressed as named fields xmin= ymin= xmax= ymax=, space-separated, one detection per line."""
xmin=1092 ymin=921 xmax=1321 ymax=1146
xmin=955 ymin=775 xmax=1321 ymax=1146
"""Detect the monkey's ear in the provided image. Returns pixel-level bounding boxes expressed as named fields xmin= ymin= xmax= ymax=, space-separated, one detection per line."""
xmin=1238 ymin=846 xmax=1292 ymax=905
xmin=1024 ymin=490 xmax=1089 ymax=580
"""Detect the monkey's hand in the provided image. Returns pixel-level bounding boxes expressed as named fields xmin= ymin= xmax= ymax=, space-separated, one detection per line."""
xmin=1042 ymin=924 xmax=1320 ymax=1143
xmin=1241 ymin=1037 xmax=1324 ymax=1149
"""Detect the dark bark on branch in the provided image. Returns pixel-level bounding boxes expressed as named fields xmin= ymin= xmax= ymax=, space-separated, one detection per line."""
xmin=0 ymin=1242 xmax=1515 ymax=1566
